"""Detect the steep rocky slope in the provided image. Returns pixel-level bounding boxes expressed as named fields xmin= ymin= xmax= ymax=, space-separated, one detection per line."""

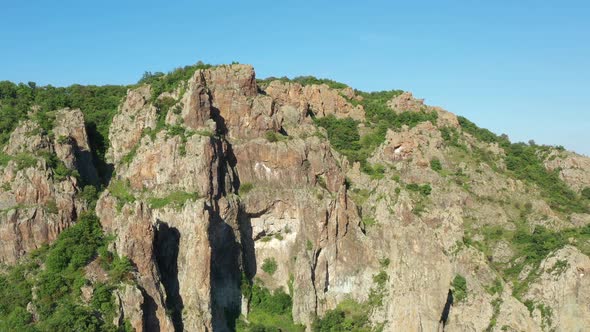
xmin=0 ymin=63 xmax=589 ymax=332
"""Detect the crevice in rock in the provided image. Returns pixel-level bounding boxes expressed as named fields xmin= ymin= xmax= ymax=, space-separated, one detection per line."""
xmin=139 ymin=286 xmax=161 ymax=331
xmin=310 ymin=247 xmax=322 ymax=313
xmin=154 ymin=221 xmax=184 ymax=331
xmin=439 ymin=289 xmax=454 ymax=328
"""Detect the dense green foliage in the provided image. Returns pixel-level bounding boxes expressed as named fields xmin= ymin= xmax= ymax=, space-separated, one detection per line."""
xmin=0 ymin=212 xmax=133 ymax=331
xmin=583 ymin=187 xmax=590 ymax=200
xmin=237 ymin=281 xmax=304 ymax=332
xmin=312 ymin=299 xmax=373 ymax=332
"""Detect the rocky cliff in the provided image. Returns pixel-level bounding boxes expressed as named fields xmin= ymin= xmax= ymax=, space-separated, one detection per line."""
xmin=0 ymin=63 xmax=589 ymax=332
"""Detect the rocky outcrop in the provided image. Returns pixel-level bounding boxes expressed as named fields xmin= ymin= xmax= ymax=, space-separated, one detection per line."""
xmin=0 ymin=110 xmax=93 ymax=264
xmin=388 ymin=91 xmax=460 ymax=128
xmin=53 ymin=108 xmax=99 ymax=185
xmin=264 ymin=80 xmax=365 ymax=121
xmin=524 ymin=246 xmax=590 ymax=331
xmin=544 ymin=150 xmax=590 ymax=192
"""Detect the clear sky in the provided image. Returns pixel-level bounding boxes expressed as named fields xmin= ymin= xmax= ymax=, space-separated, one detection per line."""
xmin=2 ymin=0 xmax=589 ymax=155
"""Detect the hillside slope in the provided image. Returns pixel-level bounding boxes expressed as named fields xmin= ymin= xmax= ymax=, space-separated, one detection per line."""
xmin=0 ymin=63 xmax=589 ymax=331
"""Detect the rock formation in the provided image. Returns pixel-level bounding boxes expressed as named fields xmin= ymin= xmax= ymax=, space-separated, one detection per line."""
xmin=1 ymin=63 xmax=589 ymax=332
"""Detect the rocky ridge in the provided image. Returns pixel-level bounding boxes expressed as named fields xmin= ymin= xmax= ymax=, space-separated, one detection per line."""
xmin=0 ymin=63 xmax=589 ymax=332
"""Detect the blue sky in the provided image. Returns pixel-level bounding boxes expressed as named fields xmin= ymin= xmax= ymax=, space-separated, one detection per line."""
xmin=2 ymin=1 xmax=589 ymax=155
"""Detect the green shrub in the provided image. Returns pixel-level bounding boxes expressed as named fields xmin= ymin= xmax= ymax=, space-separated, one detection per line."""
xmin=56 ymin=135 xmax=69 ymax=144
xmin=312 ymin=298 xmax=372 ymax=332
xmin=582 ymin=187 xmax=590 ymax=200
xmin=79 ymin=185 xmax=99 ymax=208
xmin=313 ymin=115 xmax=360 ymax=152
xmin=265 ymin=131 xmax=287 ymax=143
xmin=239 ymin=182 xmax=254 ymax=195
xmin=452 ymin=275 xmax=468 ymax=303
xmin=109 ymin=256 xmax=134 ymax=282
xmin=239 ymin=281 xmax=304 ymax=331
xmin=261 ymin=258 xmax=278 ymax=275
xmin=363 ymin=163 xmax=386 ymax=180
xmin=362 ymin=217 xmax=377 ymax=228
xmin=406 ymin=183 xmax=432 ymax=196
xmin=430 ymin=158 xmax=443 ymax=172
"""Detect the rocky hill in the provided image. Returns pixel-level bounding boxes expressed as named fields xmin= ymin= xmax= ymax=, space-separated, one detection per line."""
xmin=0 ymin=63 xmax=589 ymax=331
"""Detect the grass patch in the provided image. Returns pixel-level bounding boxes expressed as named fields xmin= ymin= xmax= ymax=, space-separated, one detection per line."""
xmin=147 ymin=191 xmax=200 ymax=209
xmin=108 ymin=180 xmax=135 ymax=209
xmin=239 ymin=182 xmax=254 ymax=196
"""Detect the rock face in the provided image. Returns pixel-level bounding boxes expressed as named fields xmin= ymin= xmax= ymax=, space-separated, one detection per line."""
xmin=4 ymin=63 xmax=590 ymax=332
xmin=524 ymin=246 xmax=590 ymax=331
xmin=0 ymin=109 xmax=94 ymax=264
xmin=543 ymin=150 xmax=590 ymax=192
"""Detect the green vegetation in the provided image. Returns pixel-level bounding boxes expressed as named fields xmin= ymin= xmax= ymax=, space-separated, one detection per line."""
xmin=361 ymin=217 xmax=378 ymax=228
xmin=452 ymin=275 xmax=467 ymax=303
xmin=406 ymin=183 xmax=432 ymax=196
xmin=257 ymin=75 xmax=348 ymax=90
xmin=239 ymin=182 xmax=254 ymax=195
xmin=261 ymin=258 xmax=278 ymax=275
xmin=0 ymin=80 xmax=128 ymax=182
xmin=312 ymin=267 xmax=388 ymax=331
xmin=13 ymin=153 xmax=38 ymax=170
xmin=0 ymin=211 xmax=134 ymax=331
xmin=39 ymin=150 xmax=79 ymax=181
xmin=430 ymin=158 xmax=443 ymax=172
xmin=265 ymin=131 xmax=288 ymax=143
xmin=485 ymin=298 xmax=503 ymax=332
xmin=457 ymin=116 xmax=588 ymax=213
xmin=582 ymin=187 xmax=590 ymax=200
xmin=313 ymin=90 xmax=437 ymax=173
xmin=108 ymin=180 xmax=135 ymax=209
xmin=485 ymin=278 xmax=503 ymax=296
xmin=138 ymin=61 xmax=213 ymax=102
xmin=312 ymin=299 xmax=373 ymax=332
xmin=147 ymin=191 xmax=200 ymax=209
xmin=237 ymin=280 xmax=305 ymax=332
xmin=465 ymin=219 xmax=590 ymax=300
